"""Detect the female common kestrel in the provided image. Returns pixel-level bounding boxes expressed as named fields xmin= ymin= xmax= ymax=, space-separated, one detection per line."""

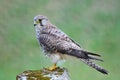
xmin=33 ymin=15 xmax=108 ymax=74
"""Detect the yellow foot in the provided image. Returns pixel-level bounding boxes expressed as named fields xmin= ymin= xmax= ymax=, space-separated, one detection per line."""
xmin=48 ymin=64 xmax=58 ymax=71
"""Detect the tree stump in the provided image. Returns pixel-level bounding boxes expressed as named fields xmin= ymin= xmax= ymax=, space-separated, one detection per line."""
xmin=16 ymin=67 xmax=70 ymax=80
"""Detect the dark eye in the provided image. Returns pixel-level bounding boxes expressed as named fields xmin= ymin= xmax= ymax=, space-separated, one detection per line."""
xmin=39 ymin=19 xmax=42 ymax=22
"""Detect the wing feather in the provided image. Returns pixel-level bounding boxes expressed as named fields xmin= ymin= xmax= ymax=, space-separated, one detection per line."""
xmin=38 ymin=32 xmax=101 ymax=60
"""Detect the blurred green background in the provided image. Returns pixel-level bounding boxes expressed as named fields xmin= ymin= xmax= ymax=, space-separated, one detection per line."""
xmin=0 ymin=0 xmax=120 ymax=80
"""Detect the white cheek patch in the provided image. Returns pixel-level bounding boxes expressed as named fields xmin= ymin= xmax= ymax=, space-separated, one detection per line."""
xmin=41 ymin=19 xmax=47 ymax=26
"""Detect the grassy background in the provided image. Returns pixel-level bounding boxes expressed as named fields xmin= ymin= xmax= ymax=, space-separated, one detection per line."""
xmin=0 ymin=0 xmax=120 ymax=80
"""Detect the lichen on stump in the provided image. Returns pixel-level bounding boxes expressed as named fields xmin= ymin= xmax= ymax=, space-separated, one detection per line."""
xmin=16 ymin=67 xmax=70 ymax=80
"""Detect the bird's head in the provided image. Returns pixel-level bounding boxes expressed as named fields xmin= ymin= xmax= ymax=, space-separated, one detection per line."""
xmin=34 ymin=15 xmax=49 ymax=27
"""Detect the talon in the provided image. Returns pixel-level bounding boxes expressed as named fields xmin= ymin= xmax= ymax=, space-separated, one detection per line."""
xmin=48 ymin=64 xmax=58 ymax=71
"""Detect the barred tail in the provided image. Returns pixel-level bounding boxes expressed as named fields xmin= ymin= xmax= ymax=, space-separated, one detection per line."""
xmin=80 ymin=59 xmax=108 ymax=74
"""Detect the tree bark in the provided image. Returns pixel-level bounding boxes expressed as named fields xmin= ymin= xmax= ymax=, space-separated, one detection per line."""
xmin=16 ymin=67 xmax=71 ymax=80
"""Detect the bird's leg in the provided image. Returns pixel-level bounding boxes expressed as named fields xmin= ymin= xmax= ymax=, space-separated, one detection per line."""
xmin=48 ymin=63 xmax=58 ymax=71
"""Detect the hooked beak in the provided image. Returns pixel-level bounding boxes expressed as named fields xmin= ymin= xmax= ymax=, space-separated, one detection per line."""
xmin=34 ymin=21 xmax=37 ymax=26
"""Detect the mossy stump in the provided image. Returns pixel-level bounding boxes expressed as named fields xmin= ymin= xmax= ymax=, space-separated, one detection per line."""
xmin=16 ymin=67 xmax=70 ymax=80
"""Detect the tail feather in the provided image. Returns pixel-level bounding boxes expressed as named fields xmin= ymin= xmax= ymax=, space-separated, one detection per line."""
xmin=65 ymin=49 xmax=102 ymax=61
xmin=81 ymin=50 xmax=103 ymax=61
xmin=81 ymin=50 xmax=101 ymax=57
xmin=88 ymin=55 xmax=103 ymax=62
xmin=80 ymin=59 xmax=108 ymax=74
xmin=59 ymin=48 xmax=108 ymax=74
xmin=66 ymin=49 xmax=108 ymax=74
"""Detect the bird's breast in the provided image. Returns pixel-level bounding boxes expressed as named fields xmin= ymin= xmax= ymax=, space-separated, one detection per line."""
xmin=35 ymin=26 xmax=41 ymax=38
xmin=47 ymin=53 xmax=65 ymax=63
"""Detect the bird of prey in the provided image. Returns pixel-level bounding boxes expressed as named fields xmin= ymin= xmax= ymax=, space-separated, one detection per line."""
xmin=33 ymin=15 xmax=108 ymax=74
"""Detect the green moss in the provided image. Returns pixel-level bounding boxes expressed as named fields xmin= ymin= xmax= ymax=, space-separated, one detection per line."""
xmin=17 ymin=70 xmax=50 ymax=80
xmin=17 ymin=67 xmax=65 ymax=80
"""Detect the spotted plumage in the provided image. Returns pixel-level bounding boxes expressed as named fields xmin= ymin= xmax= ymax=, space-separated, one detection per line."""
xmin=33 ymin=15 xmax=108 ymax=74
